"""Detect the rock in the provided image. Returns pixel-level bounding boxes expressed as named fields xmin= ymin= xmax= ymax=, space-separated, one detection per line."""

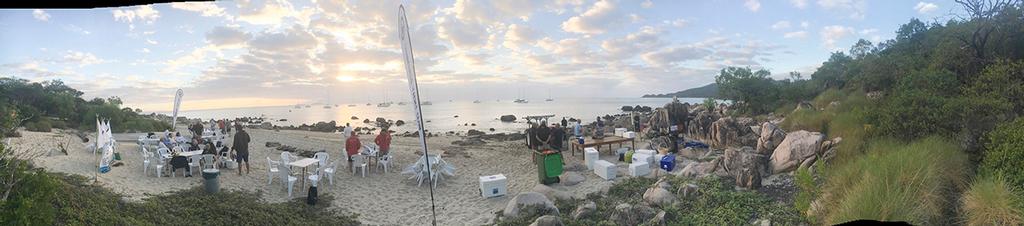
xmin=795 ymin=101 xmax=813 ymax=110
xmin=532 ymin=184 xmax=572 ymax=201
xmin=467 ymin=129 xmax=486 ymax=136
xmin=654 ymin=177 xmax=673 ymax=190
xmin=649 ymin=211 xmax=667 ymax=226
xmin=489 ymin=128 xmax=496 ymax=132
xmin=570 ymin=201 xmax=597 ymax=220
xmin=260 ymin=122 xmax=273 ymax=130
xmin=621 ymin=105 xmax=634 ymax=111
xmin=678 ymin=183 xmax=700 ymax=198
xmin=350 ymin=116 xmax=358 ymax=120
xmin=722 ymin=147 xmax=767 ymax=189
xmin=610 ymin=203 xmax=658 ymax=226
xmin=709 ymin=117 xmax=758 ymax=148
xmin=678 ymin=147 xmax=709 ymax=160
xmin=451 ymin=137 xmax=486 ymax=146
xmin=503 ymin=192 xmax=559 ymax=219
xmin=559 ymin=172 xmax=585 ymax=186
xmin=678 ymin=158 xmax=721 ymax=178
xmin=563 ymin=163 xmax=587 ymax=172
xmin=756 ymin=122 xmax=786 ymax=155
xmin=454 ymin=115 xmax=459 ymax=118
xmin=363 ymin=119 xmax=371 ymax=123
xmin=395 ymin=120 xmax=405 ymax=126
xmin=500 ymin=115 xmax=517 ymax=122
xmin=770 ymin=130 xmax=825 ymax=173
xmin=799 ymin=155 xmax=817 ymax=170
xmin=529 ymin=215 xmax=564 ymax=226
xmin=265 ymin=142 xmax=282 ymax=148
xmin=642 ymin=187 xmax=677 ymax=206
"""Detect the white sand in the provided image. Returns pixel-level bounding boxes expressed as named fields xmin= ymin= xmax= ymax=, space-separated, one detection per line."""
xmin=9 ymin=128 xmax=640 ymax=225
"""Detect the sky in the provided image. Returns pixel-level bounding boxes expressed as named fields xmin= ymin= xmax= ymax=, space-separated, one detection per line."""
xmin=0 ymin=0 xmax=964 ymax=112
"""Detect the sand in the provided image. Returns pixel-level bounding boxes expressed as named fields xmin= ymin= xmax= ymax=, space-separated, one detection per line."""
xmin=8 ymin=128 xmax=641 ymax=225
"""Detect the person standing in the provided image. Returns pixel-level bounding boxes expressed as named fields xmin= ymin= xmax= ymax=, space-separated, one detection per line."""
xmin=374 ymin=128 xmax=392 ymax=156
xmin=536 ymin=122 xmax=552 ymax=150
xmin=560 ymin=117 xmax=567 ymax=128
xmin=232 ymin=124 xmax=251 ymax=175
xmin=345 ymin=131 xmax=361 ymax=163
xmin=549 ymin=124 xmax=565 ymax=151
xmin=342 ymin=123 xmax=353 ymax=141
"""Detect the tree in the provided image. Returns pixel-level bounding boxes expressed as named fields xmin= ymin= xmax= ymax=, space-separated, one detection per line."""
xmin=715 ymin=67 xmax=778 ymax=114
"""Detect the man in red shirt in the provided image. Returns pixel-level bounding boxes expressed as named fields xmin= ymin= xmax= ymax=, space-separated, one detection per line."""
xmin=345 ymin=131 xmax=361 ymax=162
xmin=374 ymin=128 xmax=392 ymax=156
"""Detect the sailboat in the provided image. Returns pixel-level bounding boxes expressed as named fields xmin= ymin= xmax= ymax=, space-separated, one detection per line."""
xmin=377 ymin=88 xmax=391 ymax=107
xmin=323 ymin=89 xmax=332 ymax=109
xmin=545 ymin=90 xmax=554 ymax=101
xmin=473 ymin=100 xmax=481 ymax=103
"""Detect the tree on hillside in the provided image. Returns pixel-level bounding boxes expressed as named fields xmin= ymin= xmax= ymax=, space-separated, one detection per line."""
xmin=715 ymin=67 xmax=778 ymax=114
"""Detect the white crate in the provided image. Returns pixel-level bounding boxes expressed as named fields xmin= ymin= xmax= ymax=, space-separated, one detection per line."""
xmin=623 ymin=131 xmax=636 ymax=138
xmin=629 ymin=162 xmax=651 ymax=177
xmin=614 ymin=128 xmax=628 ymax=137
xmin=636 ymin=149 xmax=657 ymax=156
xmin=584 ymin=148 xmax=599 ymax=170
xmin=632 ymin=153 xmax=654 ymax=167
xmin=479 ymin=174 xmax=508 ymax=198
xmin=594 ymin=160 xmax=617 ymax=180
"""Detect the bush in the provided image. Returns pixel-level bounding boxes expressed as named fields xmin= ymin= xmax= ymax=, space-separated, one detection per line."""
xmin=781 ymin=108 xmax=833 ymax=132
xmin=961 ymin=175 xmax=1024 ymax=226
xmin=794 ymin=166 xmax=817 ymax=214
xmin=812 ymin=89 xmax=843 ymax=108
xmin=980 ymin=118 xmax=1024 ymax=192
xmin=820 ymin=136 xmax=969 ymax=224
xmin=24 ymin=120 xmax=52 ymax=132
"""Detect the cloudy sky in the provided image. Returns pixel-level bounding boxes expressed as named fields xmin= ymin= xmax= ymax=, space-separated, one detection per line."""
xmin=1 ymin=0 xmax=959 ymax=111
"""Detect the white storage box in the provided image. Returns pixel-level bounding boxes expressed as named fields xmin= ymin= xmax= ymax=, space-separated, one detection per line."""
xmin=632 ymin=153 xmax=654 ymax=167
xmin=479 ymin=174 xmax=508 ymax=198
xmin=594 ymin=160 xmax=617 ymax=180
xmin=636 ymin=149 xmax=657 ymax=156
xmin=614 ymin=128 xmax=628 ymax=137
xmin=584 ymin=148 xmax=599 ymax=170
xmin=623 ymin=131 xmax=636 ymax=138
xmin=629 ymin=162 xmax=651 ymax=177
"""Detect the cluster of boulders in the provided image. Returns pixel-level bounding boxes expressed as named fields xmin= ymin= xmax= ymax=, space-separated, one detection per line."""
xmin=266 ymin=142 xmax=318 ymax=158
xmin=503 ymin=176 xmax=688 ymax=226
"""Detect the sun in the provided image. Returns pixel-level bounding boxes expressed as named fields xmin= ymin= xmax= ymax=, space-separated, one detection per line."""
xmin=336 ymin=75 xmax=355 ymax=82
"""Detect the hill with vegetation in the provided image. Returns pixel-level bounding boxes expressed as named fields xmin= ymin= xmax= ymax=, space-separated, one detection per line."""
xmin=642 ymin=83 xmax=719 ymax=98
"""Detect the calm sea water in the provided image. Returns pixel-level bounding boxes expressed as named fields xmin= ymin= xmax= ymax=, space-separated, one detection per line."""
xmin=165 ymin=98 xmax=706 ymax=134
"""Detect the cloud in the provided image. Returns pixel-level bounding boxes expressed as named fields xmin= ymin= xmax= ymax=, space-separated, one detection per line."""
xmin=641 ymin=0 xmax=653 ymax=8
xmin=641 ymin=45 xmax=712 ymax=67
xmin=504 ymin=23 xmax=541 ymax=50
xmin=62 ymin=50 xmax=104 ymax=66
xmin=602 ymin=25 xmax=668 ymax=58
xmin=784 ymin=31 xmax=808 ymax=39
xmin=206 ymin=26 xmax=252 ymax=46
xmin=817 ymin=0 xmax=866 ymax=19
xmin=170 ymin=2 xmax=230 ymax=19
xmin=771 ymin=21 xmax=791 ymax=30
xmin=235 ymin=0 xmax=302 ymax=25
xmin=438 ymin=15 xmax=490 ymax=50
xmin=32 ymin=9 xmax=50 ymax=21
xmin=791 ymin=0 xmax=808 ymax=9
xmin=561 ymin=0 xmax=624 ymax=34
xmin=666 ymin=19 xmax=688 ymax=28
xmin=801 ymin=21 xmax=810 ymax=28
xmin=452 ymin=0 xmax=543 ymax=23
xmin=820 ymin=25 xmax=854 ymax=50
xmin=145 ymin=39 xmax=158 ymax=45
xmin=112 ymin=5 xmax=160 ymax=24
xmin=745 ymin=0 xmax=762 ymax=12
xmin=914 ymin=2 xmax=938 ymax=14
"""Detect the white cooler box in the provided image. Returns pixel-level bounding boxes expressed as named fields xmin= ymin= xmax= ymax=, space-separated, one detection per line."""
xmin=584 ymin=148 xmax=599 ymax=170
xmin=636 ymin=149 xmax=657 ymax=156
xmin=614 ymin=128 xmax=628 ymax=137
xmin=594 ymin=160 xmax=617 ymax=180
xmin=629 ymin=162 xmax=651 ymax=177
xmin=632 ymin=153 xmax=654 ymax=167
xmin=479 ymin=174 xmax=508 ymax=198
xmin=623 ymin=131 xmax=636 ymax=138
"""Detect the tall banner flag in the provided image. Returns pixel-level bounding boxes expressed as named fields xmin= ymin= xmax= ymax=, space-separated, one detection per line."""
xmin=172 ymin=89 xmax=184 ymax=130
xmin=398 ymin=5 xmax=437 ymax=225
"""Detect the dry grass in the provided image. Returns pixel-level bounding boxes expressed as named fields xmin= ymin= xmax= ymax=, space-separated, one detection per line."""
xmin=961 ymin=175 xmax=1024 ymax=226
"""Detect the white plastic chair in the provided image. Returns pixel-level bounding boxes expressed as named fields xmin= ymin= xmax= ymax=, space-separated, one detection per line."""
xmin=280 ymin=152 xmax=296 ymax=164
xmin=187 ymin=155 xmax=202 ymax=176
xmin=377 ymin=154 xmax=392 ymax=173
xmin=277 ymin=163 xmax=298 ymax=198
xmin=314 ymin=152 xmax=330 ymax=168
xmin=267 ymin=157 xmax=280 ymax=185
xmin=307 ymin=166 xmax=322 ymax=188
xmin=351 ymin=154 xmax=367 ymax=177
xmin=156 ymin=148 xmax=171 ymax=177
xmin=142 ymin=148 xmax=152 ymax=176
xmin=201 ymin=154 xmax=216 ymax=170
xmin=220 ymin=151 xmax=231 ymax=168
xmin=322 ymin=161 xmax=337 ymax=185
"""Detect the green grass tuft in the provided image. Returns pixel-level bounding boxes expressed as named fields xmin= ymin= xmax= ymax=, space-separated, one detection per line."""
xmin=961 ymin=175 xmax=1024 ymax=226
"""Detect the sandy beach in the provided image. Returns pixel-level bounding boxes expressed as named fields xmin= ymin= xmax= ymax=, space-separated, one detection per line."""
xmin=8 ymin=127 xmax=646 ymax=225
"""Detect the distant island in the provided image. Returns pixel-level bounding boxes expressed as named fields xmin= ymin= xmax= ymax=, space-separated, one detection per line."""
xmin=642 ymin=83 xmax=718 ymax=98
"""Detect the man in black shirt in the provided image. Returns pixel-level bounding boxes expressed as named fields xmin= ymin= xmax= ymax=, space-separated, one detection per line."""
xmin=232 ymin=124 xmax=251 ymax=175
xmin=536 ymin=122 xmax=552 ymax=150
xmin=549 ymin=123 xmax=565 ymax=151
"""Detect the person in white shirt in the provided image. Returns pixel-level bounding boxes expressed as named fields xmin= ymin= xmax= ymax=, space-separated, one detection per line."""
xmin=342 ymin=123 xmax=353 ymax=141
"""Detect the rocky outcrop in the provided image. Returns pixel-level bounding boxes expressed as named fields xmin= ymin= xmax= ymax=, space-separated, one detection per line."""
xmin=769 ymin=130 xmax=825 ymax=173
xmin=756 ymin=122 xmax=786 ymax=155
xmin=467 ymin=129 xmax=486 ymax=136
xmin=559 ymin=172 xmax=585 ymax=186
xmin=643 ymin=187 xmax=677 ymax=206
xmin=503 ymin=192 xmax=560 ymax=219
xmin=722 ymin=147 xmax=767 ymax=189
xmin=709 ymin=117 xmax=758 ymax=148
xmin=529 ymin=215 xmax=564 ymax=226
xmin=687 ymin=108 xmax=721 ymax=140
xmin=678 ymin=158 xmax=722 ymax=178
xmin=532 ymin=184 xmax=572 ymax=201
xmin=610 ymin=203 xmax=658 ymax=226
xmin=500 ymin=115 xmax=517 ymax=122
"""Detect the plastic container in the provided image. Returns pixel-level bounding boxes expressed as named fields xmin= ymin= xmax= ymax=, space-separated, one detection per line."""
xmin=479 ymin=174 xmax=508 ymax=198
xmin=534 ymin=151 xmax=562 ymax=184
xmin=660 ymin=155 xmax=676 ymax=172
xmin=202 ymin=169 xmax=220 ymax=193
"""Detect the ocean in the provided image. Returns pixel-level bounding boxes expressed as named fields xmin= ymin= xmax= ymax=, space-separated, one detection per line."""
xmin=166 ymin=97 xmax=707 ymax=134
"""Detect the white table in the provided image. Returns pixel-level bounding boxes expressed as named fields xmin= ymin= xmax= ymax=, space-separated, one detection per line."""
xmin=289 ymin=158 xmax=320 ymax=190
xmin=179 ymin=150 xmax=203 ymax=157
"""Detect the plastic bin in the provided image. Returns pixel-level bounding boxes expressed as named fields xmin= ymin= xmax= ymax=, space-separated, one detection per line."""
xmin=202 ymin=169 xmax=220 ymax=193
xmin=534 ymin=151 xmax=563 ymax=184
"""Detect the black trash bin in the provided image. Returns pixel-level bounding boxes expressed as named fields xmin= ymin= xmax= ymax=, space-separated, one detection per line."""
xmin=202 ymin=169 xmax=220 ymax=194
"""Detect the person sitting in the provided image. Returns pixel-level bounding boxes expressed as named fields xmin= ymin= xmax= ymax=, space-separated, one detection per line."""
xmin=174 ymin=132 xmax=188 ymax=144
xmin=146 ymin=132 xmax=156 ymax=139
xmin=374 ymin=128 xmax=392 ymax=156
xmin=169 ymin=153 xmax=191 ymax=177
xmin=159 ymin=137 xmax=174 ymax=149
xmin=345 ymin=131 xmax=361 ymax=163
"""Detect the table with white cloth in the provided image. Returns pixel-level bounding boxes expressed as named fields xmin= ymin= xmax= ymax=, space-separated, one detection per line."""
xmin=289 ymin=158 xmax=320 ymax=192
xmin=179 ymin=150 xmax=203 ymax=157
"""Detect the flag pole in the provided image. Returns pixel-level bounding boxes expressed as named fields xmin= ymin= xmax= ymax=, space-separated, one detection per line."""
xmin=398 ymin=5 xmax=437 ymax=226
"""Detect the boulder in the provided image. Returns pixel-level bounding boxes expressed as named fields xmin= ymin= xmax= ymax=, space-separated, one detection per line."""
xmin=610 ymin=203 xmax=658 ymax=226
xmin=559 ymin=172 xmax=585 ymax=186
xmin=265 ymin=142 xmax=282 ymax=148
xmin=570 ymin=201 xmax=597 ymax=220
xmin=621 ymin=105 xmax=634 ymax=111
xmin=709 ymin=117 xmax=759 ymax=148
xmin=563 ymin=163 xmax=587 ymax=172
xmin=395 ymin=120 xmax=405 ymax=126
xmin=678 ymin=183 xmax=700 ymax=198
xmin=642 ymin=187 xmax=677 ymax=206
xmin=678 ymin=147 xmax=709 ymax=160
xmin=532 ymin=184 xmax=572 ymax=201
xmin=503 ymin=192 xmax=559 ymax=219
xmin=722 ymin=147 xmax=767 ymax=189
xmin=529 ymin=215 xmax=564 ymax=226
xmin=770 ymin=130 xmax=825 ymax=173
xmin=500 ymin=115 xmax=517 ymax=122
xmin=649 ymin=211 xmax=667 ymax=226
xmin=467 ymin=129 xmax=486 ymax=136
xmin=677 ymin=158 xmax=721 ymax=178
xmin=756 ymin=122 xmax=786 ymax=155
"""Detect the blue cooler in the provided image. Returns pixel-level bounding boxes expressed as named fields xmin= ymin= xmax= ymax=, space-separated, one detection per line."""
xmin=660 ymin=154 xmax=676 ymax=172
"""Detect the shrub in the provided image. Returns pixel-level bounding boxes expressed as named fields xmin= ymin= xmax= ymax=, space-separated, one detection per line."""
xmin=812 ymin=88 xmax=843 ymax=108
xmin=820 ymin=136 xmax=969 ymax=224
xmin=961 ymin=175 xmax=1024 ymax=226
xmin=24 ymin=120 xmax=52 ymax=132
xmin=781 ymin=108 xmax=833 ymax=132
xmin=794 ymin=166 xmax=817 ymax=214
xmin=980 ymin=118 xmax=1024 ymax=192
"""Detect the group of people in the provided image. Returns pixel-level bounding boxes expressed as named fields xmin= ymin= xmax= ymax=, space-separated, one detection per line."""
xmin=341 ymin=123 xmax=392 ymax=167
xmin=153 ymin=121 xmax=252 ymax=177
xmin=526 ymin=117 xmax=570 ymax=151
